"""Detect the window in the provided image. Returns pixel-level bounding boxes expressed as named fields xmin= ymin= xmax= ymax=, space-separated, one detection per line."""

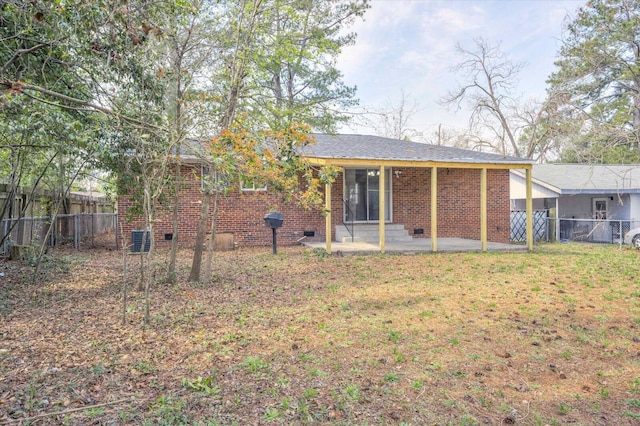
xmin=201 ymin=165 xmax=230 ymax=191
xmin=241 ymin=178 xmax=267 ymax=191
xmin=593 ymin=198 xmax=608 ymax=220
xmin=201 ymin=165 xmax=209 ymax=190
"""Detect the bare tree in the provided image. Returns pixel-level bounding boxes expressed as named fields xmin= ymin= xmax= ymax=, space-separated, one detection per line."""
xmin=352 ymin=90 xmax=425 ymax=141
xmin=440 ymin=38 xmax=557 ymax=160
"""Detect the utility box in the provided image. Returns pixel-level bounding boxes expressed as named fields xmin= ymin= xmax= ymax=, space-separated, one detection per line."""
xmin=131 ymin=230 xmax=151 ymax=253
xmin=264 ymin=212 xmax=284 ymax=254
xmin=264 ymin=212 xmax=284 ymax=229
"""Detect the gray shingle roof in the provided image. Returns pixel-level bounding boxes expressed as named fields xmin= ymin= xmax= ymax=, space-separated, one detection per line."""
xmin=303 ymin=134 xmax=532 ymax=165
xmin=532 ymin=164 xmax=640 ymax=194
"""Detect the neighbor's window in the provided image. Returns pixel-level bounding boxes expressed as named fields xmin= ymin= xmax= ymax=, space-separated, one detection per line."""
xmin=241 ymin=178 xmax=267 ymax=191
xmin=593 ymin=198 xmax=608 ymax=220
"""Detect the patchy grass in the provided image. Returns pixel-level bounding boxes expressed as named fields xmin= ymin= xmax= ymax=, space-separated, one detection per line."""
xmin=1 ymin=241 xmax=640 ymax=424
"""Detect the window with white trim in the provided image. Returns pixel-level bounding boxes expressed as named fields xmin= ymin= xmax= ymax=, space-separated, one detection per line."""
xmin=593 ymin=198 xmax=608 ymax=220
xmin=241 ymin=178 xmax=267 ymax=191
xmin=201 ymin=165 xmax=230 ymax=191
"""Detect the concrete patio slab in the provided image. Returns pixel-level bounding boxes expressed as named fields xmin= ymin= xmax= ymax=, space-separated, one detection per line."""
xmin=302 ymin=238 xmax=528 ymax=255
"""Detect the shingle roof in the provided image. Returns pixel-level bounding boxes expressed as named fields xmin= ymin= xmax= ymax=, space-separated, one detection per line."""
xmin=303 ymin=134 xmax=532 ymax=165
xmin=532 ymin=164 xmax=640 ymax=194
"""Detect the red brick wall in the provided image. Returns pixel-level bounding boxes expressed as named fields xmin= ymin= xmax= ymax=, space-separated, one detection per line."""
xmin=391 ymin=168 xmax=510 ymax=242
xmin=117 ymin=165 xmax=511 ymax=248
xmin=118 ymin=164 xmax=330 ymax=249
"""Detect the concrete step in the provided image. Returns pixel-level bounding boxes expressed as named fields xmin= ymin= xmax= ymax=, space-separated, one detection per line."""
xmin=336 ymin=224 xmax=413 ymax=243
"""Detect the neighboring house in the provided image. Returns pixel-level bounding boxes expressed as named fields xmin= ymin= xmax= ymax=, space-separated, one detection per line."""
xmin=510 ymin=164 xmax=640 ymax=242
xmin=118 ymin=134 xmax=534 ymax=252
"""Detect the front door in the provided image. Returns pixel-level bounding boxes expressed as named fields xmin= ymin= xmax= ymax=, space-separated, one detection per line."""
xmin=344 ymin=168 xmax=391 ymax=222
xmin=592 ymin=198 xmax=609 ymax=242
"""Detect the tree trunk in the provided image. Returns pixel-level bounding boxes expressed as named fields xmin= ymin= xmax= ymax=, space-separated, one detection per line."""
xmin=168 ymin=47 xmax=185 ymax=281
xmin=142 ymin=179 xmax=154 ymax=324
xmin=203 ymin=188 xmax=220 ymax=281
xmin=188 ymin=0 xmax=262 ymax=282
xmin=121 ymin=224 xmax=128 ymax=326
xmin=168 ymin=154 xmax=180 ymax=280
xmin=188 ymin=182 xmax=211 ymax=282
xmin=633 ymin=79 xmax=640 ymax=156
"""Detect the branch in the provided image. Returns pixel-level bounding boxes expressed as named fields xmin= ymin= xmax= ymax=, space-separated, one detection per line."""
xmin=1 ymin=42 xmax=55 ymax=74
xmin=0 ymin=144 xmax=51 ymax=149
xmin=1 ymin=80 xmax=166 ymax=133
xmin=0 ymin=398 xmax=135 ymax=425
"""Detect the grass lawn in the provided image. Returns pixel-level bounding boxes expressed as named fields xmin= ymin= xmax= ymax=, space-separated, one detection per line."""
xmin=1 ymin=241 xmax=640 ymax=425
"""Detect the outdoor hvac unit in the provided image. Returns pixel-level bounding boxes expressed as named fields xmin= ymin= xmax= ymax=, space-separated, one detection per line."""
xmin=131 ymin=230 xmax=151 ymax=253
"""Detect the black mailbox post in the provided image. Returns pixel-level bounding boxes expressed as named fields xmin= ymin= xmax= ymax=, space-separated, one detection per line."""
xmin=264 ymin=212 xmax=284 ymax=254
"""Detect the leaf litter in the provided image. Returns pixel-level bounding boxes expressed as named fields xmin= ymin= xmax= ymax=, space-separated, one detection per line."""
xmin=1 ymin=236 xmax=640 ymax=424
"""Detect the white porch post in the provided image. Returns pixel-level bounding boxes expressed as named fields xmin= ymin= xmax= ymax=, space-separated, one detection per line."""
xmin=526 ymin=168 xmax=533 ymax=251
xmin=480 ymin=168 xmax=487 ymax=252
xmin=556 ymin=197 xmax=560 ymax=243
xmin=431 ymin=166 xmax=438 ymax=252
xmin=379 ymin=165 xmax=386 ymax=253
xmin=325 ymin=183 xmax=332 ymax=254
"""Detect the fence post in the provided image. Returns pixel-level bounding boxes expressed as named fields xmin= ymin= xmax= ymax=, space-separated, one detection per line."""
xmin=619 ymin=220 xmax=623 ymax=249
xmin=114 ymin=214 xmax=118 ymax=250
xmin=49 ymin=215 xmax=55 ymax=247
xmin=2 ymin=219 xmax=7 ymax=255
xmin=91 ymin=213 xmax=95 ymax=248
xmin=74 ymin=214 xmax=79 ymax=249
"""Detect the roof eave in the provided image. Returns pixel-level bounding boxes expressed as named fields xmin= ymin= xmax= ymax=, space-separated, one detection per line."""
xmin=305 ymin=156 xmax=533 ymax=169
xmin=510 ymin=170 xmax=562 ymax=193
xmin=561 ymin=189 xmax=640 ymax=195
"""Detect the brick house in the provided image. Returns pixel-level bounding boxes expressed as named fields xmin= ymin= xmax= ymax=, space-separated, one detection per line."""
xmin=117 ymin=134 xmax=535 ymax=252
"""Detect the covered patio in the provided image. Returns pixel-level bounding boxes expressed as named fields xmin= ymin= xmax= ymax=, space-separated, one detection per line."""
xmin=303 ymin=134 xmax=535 ymax=254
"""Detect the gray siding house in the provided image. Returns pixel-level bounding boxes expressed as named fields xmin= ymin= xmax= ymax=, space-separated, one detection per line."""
xmin=511 ymin=164 xmax=640 ymax=242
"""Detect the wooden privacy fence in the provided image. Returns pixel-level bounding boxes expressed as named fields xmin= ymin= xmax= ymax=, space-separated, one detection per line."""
xmin=1 ymin=213 xmax=116 ymax=255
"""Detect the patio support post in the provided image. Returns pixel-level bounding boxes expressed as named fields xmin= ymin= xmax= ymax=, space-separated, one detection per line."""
xmin=431 ymin=166 xmax=438 ymax=252
xmin=379 ymin=165 xmax=385 ymax=253
xmin=526 ymin=167 xmax=533 ymax=251
xmin=480 ymin=168 xmax=487 ymax=252
xmin=555 ymin=197 xmax=560 ymax=242
xmin=325 ymin=183 xmax=332 ymax=254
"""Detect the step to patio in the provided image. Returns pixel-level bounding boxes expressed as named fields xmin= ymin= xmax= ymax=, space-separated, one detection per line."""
xmin=336 ymin=224 xmax=413 ymax=243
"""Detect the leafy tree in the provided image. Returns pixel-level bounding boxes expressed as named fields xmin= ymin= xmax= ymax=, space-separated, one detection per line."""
xmin=188 ymin=0 xmax=367 ymax=282
xmin=1 ymin=0 xmax=185 ymax=320
xmin=144 ymin=0 xmax=222 ymax=280
xmin=1 ymin=1 xmax=364 ymax=314
xmin=548 ymin=0 xmax=640 ymax=163
xmin=248 ymin=0 xmax=368 ymax=132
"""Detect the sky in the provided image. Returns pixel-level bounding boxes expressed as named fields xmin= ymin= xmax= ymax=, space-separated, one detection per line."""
xmin=337 ymin=0 xmax=585 ymax=139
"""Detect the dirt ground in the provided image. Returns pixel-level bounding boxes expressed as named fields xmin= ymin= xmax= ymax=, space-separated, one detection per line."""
xmin=1 ymin=236 xmax=640 ymax=425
